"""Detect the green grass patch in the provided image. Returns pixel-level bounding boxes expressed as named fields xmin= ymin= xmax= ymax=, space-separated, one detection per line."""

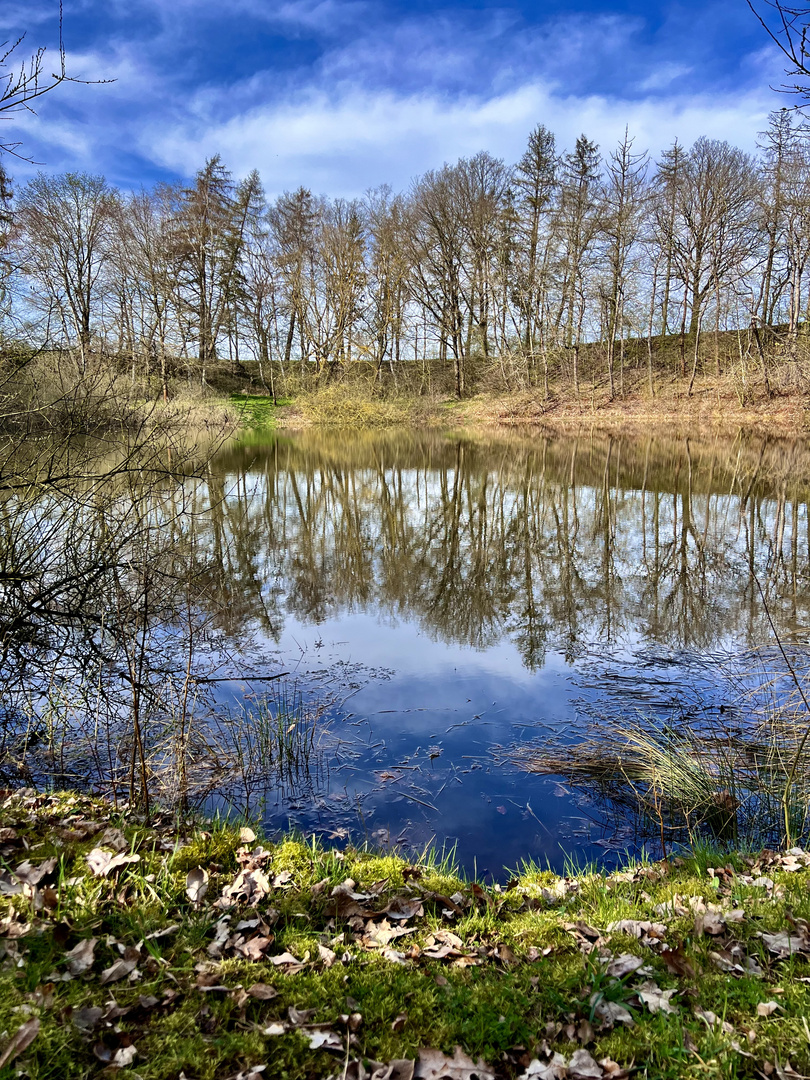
xmin=230 ymin=393 xmax=292 ymax=430
xmin=0 ymin=791 xmax=808 ymax=1078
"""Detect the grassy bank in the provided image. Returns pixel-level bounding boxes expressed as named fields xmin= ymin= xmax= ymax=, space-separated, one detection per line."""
xmin=228 ymin=377 xmax=810 ymax=441
xmin=2 ymin=792 xmax=810 ymax=1078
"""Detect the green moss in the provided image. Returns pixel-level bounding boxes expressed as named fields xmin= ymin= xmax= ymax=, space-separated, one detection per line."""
xmin=0 ymin=793 xmax=810 ymax=1078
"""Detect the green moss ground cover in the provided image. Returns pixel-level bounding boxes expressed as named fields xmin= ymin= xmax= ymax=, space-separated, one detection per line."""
xmin=0 ymin=792 xmax=808 ymax=1079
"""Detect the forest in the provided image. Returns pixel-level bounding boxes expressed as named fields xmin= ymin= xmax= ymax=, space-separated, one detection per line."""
xmin=3 ymin=110 xmax=810 ymax=405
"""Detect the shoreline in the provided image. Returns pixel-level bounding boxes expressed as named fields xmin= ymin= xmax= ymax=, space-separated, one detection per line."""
xmin=234 ymin=384 xmax=810 ymax=442
xmin=2 ymin=789 xmax=809 ymax=1079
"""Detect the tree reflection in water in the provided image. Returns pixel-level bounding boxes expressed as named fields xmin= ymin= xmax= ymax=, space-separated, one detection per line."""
xmin=5 ymin=429 xmax=810 ymax=873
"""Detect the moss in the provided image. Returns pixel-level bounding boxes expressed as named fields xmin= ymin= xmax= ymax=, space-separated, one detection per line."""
xmin=0 ymin=792 xmax=809 ymax=1078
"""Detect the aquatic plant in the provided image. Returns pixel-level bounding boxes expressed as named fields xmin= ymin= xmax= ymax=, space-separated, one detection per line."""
xmin=506 ymin=649 xmax=810 ymax=852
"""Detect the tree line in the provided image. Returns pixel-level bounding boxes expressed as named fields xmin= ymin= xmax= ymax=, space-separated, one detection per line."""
xmin=3 ymin=110 xmax=810 ymax=400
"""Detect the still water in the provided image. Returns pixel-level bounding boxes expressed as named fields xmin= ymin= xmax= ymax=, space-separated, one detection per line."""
xmin=198 ymin=429 xmax=810 ymax=877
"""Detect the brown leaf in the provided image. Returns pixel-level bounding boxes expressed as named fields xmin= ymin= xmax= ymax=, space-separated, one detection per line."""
xmin=31 ymin=983 xmax=55 ymax=1010
xmin=71 ymin=1006 xmax=104 ymax=1031
xmin=65 ymin=937 xmax=97 ymax=976
xmin=589 ymin=995 xmax=634 ymax=1028
xmin=186 ymin=867 xmax=209 ymax=905
xmin=606 ymin=919 xmax=667 ymax=946
xmin=604 ymin=953 xmax=645 ymax=978
xmin=760 ymin=930 xmax=810 ymax=957
xmin=391 ymin=1013 xmax=408 ymax=1032
xmin=0 ymin=1017 xmax=39 ymax=1069
xmin=660 ymin=944 xmax=696 ymax=978
xmin=598 ymin=1058 xmax=632 ymax=1079
xmin=576 ymin=1019 xmax=595 ymax=1044
xmin=220 ymin=867 xmax=272 ymax=907
xmin=100 ymin=958 xmax=138 ymax=984
xmin=308 ymin=1028 xmax=344 ymax=1051
xmin=289 ymin=1005 xmax=317 ymax=1026
xmin=694 ymin=912 xmax=728 ymax=937
xmin=247 ymin=983 xmax=278 ymax=1000
xmin=237 ymin=935 xmax=274 ymax=961
xmin=267 ymin=951 xmax=306 ymax=973
xmin=415 ymin=1046 xmax=495 ymax=1079
xmin=372 ymin=1061 xmax=416 ymax=1080
xmin=86 ymin=849 xmax=140 ymax=877
xmin=384 ymin=896 xmax=424 ymax=921
xmin=239 ymin=827 xmax=256 ymax=844
xmin=99 ymin=827 xmax=128 ymax=852
xmin=517 ymin=1055 xmax=568 ymax=1080
xmin=635 ymin=980 xmax=679 ymax=1015
xmin=14 ymin=858 xmax=57 ymax=885
xmin=568 ymin=1050 xmax=603 ymax=1080
xmin=318 ymin=943 xmax=337 ymax=967
xmin=693 ymin=1007 xmax=734 ymax=1034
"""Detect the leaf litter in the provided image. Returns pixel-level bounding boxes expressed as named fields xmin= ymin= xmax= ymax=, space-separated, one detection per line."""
xmin=0 ymin=792 xmax=807 ymax=1077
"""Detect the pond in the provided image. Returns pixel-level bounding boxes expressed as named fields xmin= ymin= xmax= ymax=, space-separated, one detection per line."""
xmin=185 ymin=428 xmax=810 ymax=877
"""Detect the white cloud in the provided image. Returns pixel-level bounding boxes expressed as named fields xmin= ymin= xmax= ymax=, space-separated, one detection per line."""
xmin=141 ymin=79 xmax=775 ymax=197
xmin=637 ymin=63 xmax=692 ymax=92
xmin=0 ymin=0 xmax=790 ymax=197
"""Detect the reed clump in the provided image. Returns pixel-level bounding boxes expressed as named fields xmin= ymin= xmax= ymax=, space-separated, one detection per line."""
xmin=506 ymin=664 xmax=810 ymax=851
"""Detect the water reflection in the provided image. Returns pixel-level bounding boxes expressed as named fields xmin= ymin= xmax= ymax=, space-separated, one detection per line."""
xmin=5 ymin=428 xmax=809 ymax=874
xmin=191 ymin=430 xmax=810 ymax=874
xmin=206 ymin=431 xmax=810 ymax=658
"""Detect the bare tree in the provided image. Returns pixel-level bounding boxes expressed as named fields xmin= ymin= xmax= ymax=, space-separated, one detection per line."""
xmin=15 ymin=171 xmax=116 ymax=369
xmin=408 ymin=165 xmax=467 ymax=396
xmin=747 ymin=1 xmax=810 ymax=101
xmin=600 ymin=129 xmax=649 ymax=398
xmin=513 ymin=125 xmax=558 ymax=372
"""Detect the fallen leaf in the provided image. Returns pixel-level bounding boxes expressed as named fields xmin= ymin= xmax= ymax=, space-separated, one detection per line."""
xmin=371 ymin=1061 xmax=416 ymax=1080
xmin=415 ymin=1046 xmax=495 ymax=1079
xmin=112 ymin=1045 xmax=137 ymax=1067
xmin=694 ymin=1008 xmax=734 ymax=1034
xmin=240 ymin=827 xmax=257 ymax=843
xmin=757 ymin=1001 xmax=782 ymax=1017
xmin=225 ymin=1067 xmax=266 ymax=1080
xmin=0 ymin=1018 xmax=40 ymax=1069
xmin=100 ymin=958 xmax=138 ymax=985
xmin=318 ymin=944 xmax=337 ymax=967
xmin=518 ymin=1056 xmax=567 ymax=1080
xmin=568 ymin=1049 xmax=603 ymax=1080
xmin=607 ymin=920 xmax=667 ymax=947
xmin=660 ymin=945 xmax=696 ymax=978
xmin=288 ymin=1006 xmax=317 ymax=1026
xmin=247 ymin=983 xmax=278 ymax=1000
xmin=760 ymin=931 xmax=810 ymax=958
xmin=186 ymin=867 xmax=209 ymax=905
xmin=14 ymin=858 xmax=57 ymax=885
xmin=65 ymin=937 xmax=97 ymax=976
xmin=71 ymin=1006 xmax=104 ymax=1031
xmin=267 ymin=951 xmax=306 ymax=973
xmin=603 ymin=954 xmax=644 ymax=978
xmin=99 ymin=827 xmax=128 ymax=852
xmin=237 ymin=935 xmax=274 ymax=961
xmin=635 ymin=980 xmax=679 ymax=1015
xmin=589 ymin=995 xmax=634 ymax=1027
xmin=86 ymin=849 xmax=140 ymax=877
xmin=307 ymin=1028 xmax=344 ymax=1051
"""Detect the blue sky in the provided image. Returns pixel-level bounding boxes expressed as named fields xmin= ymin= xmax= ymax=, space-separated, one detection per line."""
xmin=0 ymin=0 xmax=788 ymax=196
